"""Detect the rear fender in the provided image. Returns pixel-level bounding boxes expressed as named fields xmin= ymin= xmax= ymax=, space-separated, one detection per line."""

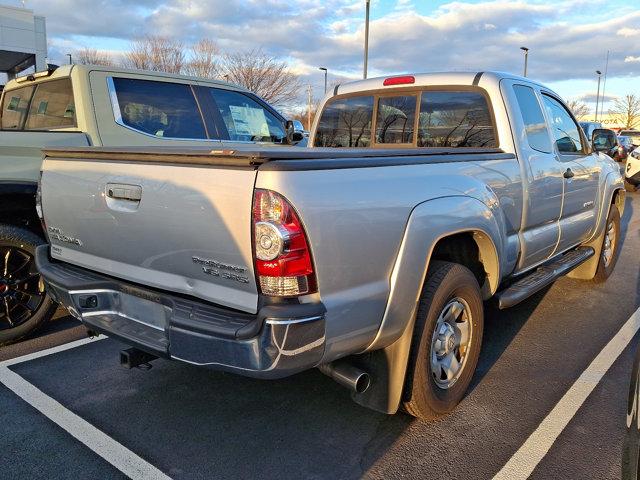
xmin=352 ymin=195 xmax=505 ymax=414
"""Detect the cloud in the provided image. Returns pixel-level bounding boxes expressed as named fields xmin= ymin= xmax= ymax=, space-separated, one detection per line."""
xmin=28 ymin=0 xmax=640 ymax=89
xmin=618 ymin=27 xmax=640 ymax=37
xmin=577 ymin=92 xmax=618 ymax=104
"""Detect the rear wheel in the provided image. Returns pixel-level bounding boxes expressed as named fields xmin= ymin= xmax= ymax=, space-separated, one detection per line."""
xmin=592 ymin=207 xmax=621 ymax=283
xmin=403 ymin=261 xmax=484 ymax=420
xmin=0 ymin=225 xmax=57 ymax=346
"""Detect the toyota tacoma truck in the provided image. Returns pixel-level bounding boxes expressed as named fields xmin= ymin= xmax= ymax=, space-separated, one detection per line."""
xmin=0 ymin=64 xmax=302 ymax=345
xmin=36 ymin=72 xmax=625 ymax=419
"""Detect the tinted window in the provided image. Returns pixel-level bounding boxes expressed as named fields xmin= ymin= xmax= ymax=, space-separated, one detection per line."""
xmin=513 ymin=85 xmax=552 ymax=153
xmin=375 ymin=95 xmax=416 ymax=144
xmin=112 ymin=78 xmax=206 ymax=139
xmin=417 ymin=91 xmax=496 ymax=147
xmin=1 ymin=86 xmax=34 ymax=130
xmin=315 ymin=96 xmax=374 ymax=147
xmin=541 ymin=95 xmax=583 ymax=153
xmin=25 ymin=79 xmax=75 ymax=130
xmin=209 ymin=88 xmax=286 ymax=143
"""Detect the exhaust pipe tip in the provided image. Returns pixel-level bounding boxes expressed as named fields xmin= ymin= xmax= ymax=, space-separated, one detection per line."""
xmin=319 ymin=361 xmax=371 ymax=394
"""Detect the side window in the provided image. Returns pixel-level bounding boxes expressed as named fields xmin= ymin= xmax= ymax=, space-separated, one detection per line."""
xmin=513 ymin=85 xmax=552 ymax=153
xmin=112 ymin=78 xmax=206 ymax=139
xmin=208 ymin=88 xmax=286 ymax=143
xmin=1 ymin=86 xmax=34 ymax=130
xmin=25 ymin=79 xmax=76 ymax=130
xmin=375 ymin=95 xmax=416 ymax=144
xmin=315 ymin=96 xmax=374 ymax=147
xmin=541 ymin=94 xmax=583 ymax=154
xmin=417 ymin=91 xmax=496 ymax=147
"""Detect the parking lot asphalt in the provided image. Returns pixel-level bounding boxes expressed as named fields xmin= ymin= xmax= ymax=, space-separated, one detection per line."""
xmin=1 ymin=190 xmax=639 ymax=480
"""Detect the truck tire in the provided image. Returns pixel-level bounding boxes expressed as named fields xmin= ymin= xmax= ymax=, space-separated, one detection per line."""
xmin=591 ymin=207 xmax=621 ymax=283
xmin=403 ymin=261 xmax=484 ymax=420
xmin=0 ymin=225 xmax=57 ymax=346
xmin=625 ymin=179 xmax=637 ymax=192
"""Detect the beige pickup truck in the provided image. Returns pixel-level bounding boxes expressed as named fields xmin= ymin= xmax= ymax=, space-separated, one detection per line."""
xmin=0 ymin=64 xmax=301 ymax=344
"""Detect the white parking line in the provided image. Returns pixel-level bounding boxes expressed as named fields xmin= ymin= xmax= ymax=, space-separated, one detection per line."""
xmin=494 ymin=306 xmax=640 ymax=480
xmin=0 ymin=336 xmax=172 ymax=480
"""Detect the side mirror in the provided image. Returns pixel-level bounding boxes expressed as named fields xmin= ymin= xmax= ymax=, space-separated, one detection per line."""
xmin=285 ymin=120 xmax=305 ymax=145
xmin=592 ymin=129 xmax=614 ymax=153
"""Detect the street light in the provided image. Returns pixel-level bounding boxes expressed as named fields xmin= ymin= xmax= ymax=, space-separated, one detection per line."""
xmin=520 ymin=47 xmax=529 ymax=77
xmin=595 ymin=70 xmax=602 ymax=122
xmin=363 ymin=0 xmax=370 ymax=79
xmin=66 ymin=53 xmax=72 ymax=65
xmin=319 ymin=67 xmax=328 ymax=94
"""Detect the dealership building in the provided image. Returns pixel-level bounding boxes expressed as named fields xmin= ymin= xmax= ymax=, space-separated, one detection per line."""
xmin=0 ymin=4 xmax=46 ymax=81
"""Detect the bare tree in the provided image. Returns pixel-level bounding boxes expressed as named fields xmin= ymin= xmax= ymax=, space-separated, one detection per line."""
xmin=75 ymin=48 xmax=115 ymax=66
xmin=565 ymin=99 xmax=590 ymax=119
xmin=184 ymin=39 xmax=221 ymax=79
xmin=221 ymin=49 xmax=302 ymax=106
xmin=609 ymin=94 xmax=640 ymax=129
xmin=124 ymin=36 xmax=185 ymax=74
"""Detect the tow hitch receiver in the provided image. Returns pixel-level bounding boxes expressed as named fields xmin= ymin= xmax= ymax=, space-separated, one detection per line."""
xmin=120 ymin=347 xmax=158 ymax=370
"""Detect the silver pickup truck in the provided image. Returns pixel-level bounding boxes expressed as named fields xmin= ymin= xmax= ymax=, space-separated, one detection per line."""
xmin=36 ymin=72 xmax=624 ymax=419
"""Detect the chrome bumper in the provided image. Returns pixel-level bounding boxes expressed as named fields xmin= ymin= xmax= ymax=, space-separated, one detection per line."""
xmin=36 ymin=246 xmax=326 ymax=378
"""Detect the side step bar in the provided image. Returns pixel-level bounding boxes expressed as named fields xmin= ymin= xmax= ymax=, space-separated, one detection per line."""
xmin=496 ymin=247 xmax=595 ymax=309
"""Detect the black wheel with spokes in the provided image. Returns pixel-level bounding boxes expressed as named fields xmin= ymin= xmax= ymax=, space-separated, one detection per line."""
xmin=0 ymin=225 xmax=56 ymax=346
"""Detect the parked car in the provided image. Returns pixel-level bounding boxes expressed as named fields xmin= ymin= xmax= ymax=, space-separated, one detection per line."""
xmin=620 ymin=130 xmax=640 ymax=148
xmin=592 ymin=128 xmax=628 ymax=162
xmin=620 ymin=135 xmax=635 ymax=153
xmin=625 ymin=148 xmax=640 ymax=191
xmin=0 ymin=64 xmax=302 ymax=345
xmin=623 ymin=346 xmax=640 ymax=479
xmin=580 ymin=121 xmax=603 ymax=140
xmin=36 ymin=72 xmax=624 ymax=419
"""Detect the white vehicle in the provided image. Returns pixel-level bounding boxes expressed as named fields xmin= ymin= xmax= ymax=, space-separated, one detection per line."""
xmin=626 ymin=148 xmax=640 ymax=191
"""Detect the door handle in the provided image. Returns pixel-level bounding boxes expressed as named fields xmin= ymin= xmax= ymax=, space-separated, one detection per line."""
xmin=106 ymin=183 xmax=142 ymax=202
xmin=563 ymin=168 xmax=574 ymax=179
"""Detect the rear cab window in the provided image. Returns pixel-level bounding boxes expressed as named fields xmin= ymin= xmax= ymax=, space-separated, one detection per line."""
xmin=315 ymin=88 xmax=496 ymax=148
xmin=25 ymin=78 xmax=76 ymax=130
xmin=1 ymin=85 xmax=34 ymax=130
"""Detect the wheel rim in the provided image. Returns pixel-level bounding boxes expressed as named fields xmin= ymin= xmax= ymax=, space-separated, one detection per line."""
xmin=602 ymin=219 xmax=617 ymax=268
xmin=0 ymin=246 xmax=46 ymax=331
xmin=429 ymin=297 xmax=473 ymax=389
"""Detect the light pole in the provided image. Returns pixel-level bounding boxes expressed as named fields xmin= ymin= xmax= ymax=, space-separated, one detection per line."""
xmin=595 ymin=70 xmax=602 ymax=122
xmin=66 ymin=53 xmax=72 ymax=65
xmin=520 ymin=47 xmax=529 ymax=77
xmin=319 ymin=67 xmax=328 ymax=94
xmin=363 ymin=0 xmax=370 ymax=79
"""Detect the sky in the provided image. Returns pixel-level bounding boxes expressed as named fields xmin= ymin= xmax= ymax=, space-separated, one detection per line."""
xmin=15 ymin=0 xmax=640 ymax=113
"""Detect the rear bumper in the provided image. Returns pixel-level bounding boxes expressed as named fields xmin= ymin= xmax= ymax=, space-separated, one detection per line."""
xmin=36 ymin=246 xmax=326 ymax=378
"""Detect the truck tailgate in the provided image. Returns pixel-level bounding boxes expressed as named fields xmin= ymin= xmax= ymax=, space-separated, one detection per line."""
xmin=40 ymin=149 xmax=259 ymax=313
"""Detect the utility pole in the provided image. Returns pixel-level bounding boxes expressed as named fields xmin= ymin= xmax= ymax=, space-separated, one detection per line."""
xmin=363 ymin=0 xmax=370 ymax=79
xmin=307 ymin=84 xmax=312 ymax=131
xmin=319 ymin=67 xmax=328 ymax=94
xmin=595 ymin=70 xmax=602 ymax=122
xmin=520 ymin=47 xmax=529 ymax=77
xmin=601 ymin=50 xmax=610 ymax=120
xmin=66 ymin=53 xmax=72 ymax=65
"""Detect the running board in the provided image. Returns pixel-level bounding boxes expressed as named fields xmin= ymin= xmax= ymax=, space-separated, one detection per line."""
xmin=496 ymin=247 xmax=595 ymax=309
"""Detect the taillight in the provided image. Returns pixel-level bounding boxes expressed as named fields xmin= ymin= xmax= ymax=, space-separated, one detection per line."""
xmin=252 ymin=189 xmax=316 ymax=296
xmin=35 ymin=171 xmax=47 ymax=235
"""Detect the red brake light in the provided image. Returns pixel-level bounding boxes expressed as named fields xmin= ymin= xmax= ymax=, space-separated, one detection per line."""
xmin=252 ymin=189 xmax=316 ymax=297
xmin=383 ymin=75 xmax=415 ymax=86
